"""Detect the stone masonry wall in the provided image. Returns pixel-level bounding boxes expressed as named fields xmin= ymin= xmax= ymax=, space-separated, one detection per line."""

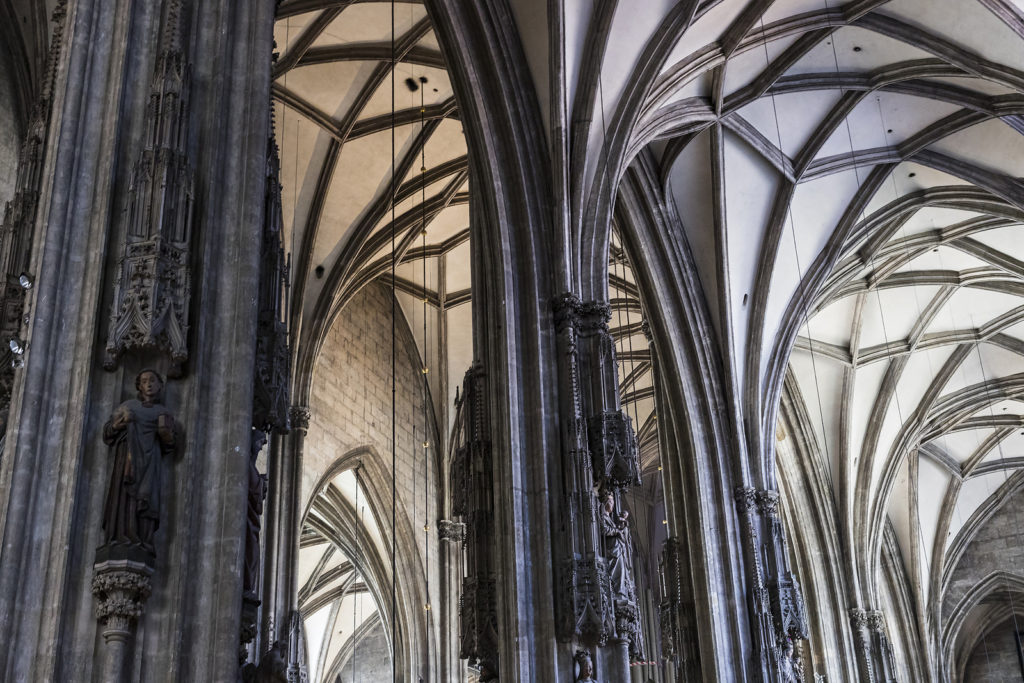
xmin=944 ymin=487 xmax=1024 ymax=624
xmin=962 ymin=617 xmax=1023 ymax=682
xmin=304 ymin=280 xmax=441 ymax=604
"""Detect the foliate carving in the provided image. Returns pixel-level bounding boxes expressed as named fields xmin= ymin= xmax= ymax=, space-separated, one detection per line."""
xmin=848 ymin=608 xmax=869 ymax=630
xmin=288 ymin=406 xmax=310 ymax=434
xmin=640 ymin=319 xmax=652 ymax=343
xmin=552 ymin=292 xmax=583 ymax=332
xmin=0 ymin=1 xmax=68 ymax=423
xmin=91 ymin=560 xmax=154 ymax=643
xmin=577 ymin=300 xmax=611 ymax=335
xmin=734 ymin=486 xmax=758 ymax=513
xmin=587 ymin=411 xmax=641 ymax=488
xmin=252 ymin=130 xmax=291 ymax=433
xmin=438 ymin=519 xmax=466 ymax=543
xmin=756 ymin=490 xmax=780 ymax=518
xmin=104 ymin=7 xmax=194 ymax=374
xmin=866 ymin=610 xmax=885 ymax=633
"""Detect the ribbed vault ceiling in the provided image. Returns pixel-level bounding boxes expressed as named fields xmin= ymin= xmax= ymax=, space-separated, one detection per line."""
xmin=273 ymin=0 xmax=471 ymax=435
xmin=506 ymin=0 xmax=1024 ymax=646
xmin=299 ymin=470 xmax=389 ymax=683
xmin=273 ymin=0 xmax=1024 ymax=662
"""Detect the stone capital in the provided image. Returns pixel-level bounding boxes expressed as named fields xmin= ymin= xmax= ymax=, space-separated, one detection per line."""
xmin=91 ymin=560 xmax=154 ymax=644
xmin=288 ymin=405 xmax=310 ymax=433
xmin=438 ymin=519 xmax=466 ymax=543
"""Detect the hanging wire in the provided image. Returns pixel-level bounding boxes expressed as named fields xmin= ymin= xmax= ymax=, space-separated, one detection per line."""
xmin=817 ymin=3 xmax=932 ymax=612
xmin=389 ymin=1 xmax=398 ymax=681
xmin=419 ymin=76 xmax=432 ymax=621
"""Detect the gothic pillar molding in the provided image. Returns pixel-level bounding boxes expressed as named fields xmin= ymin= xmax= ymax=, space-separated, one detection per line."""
xmin=438 ymin=518 xmax=466 ymax=682
xmin=849 ymin=608 xmax=874 ymax=683
xmin=262 ymin=405 xmax=308 ymax=647
xmin=427 ymin=0 xmax=561 ymax=678
xmin=0 ymin=1 xmax=141 ymax=678
xmin=848 ymin=607 xmax=897 ymax=683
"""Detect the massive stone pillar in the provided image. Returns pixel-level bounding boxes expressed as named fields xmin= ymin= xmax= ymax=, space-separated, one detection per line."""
xmin=549 ymin=295 xmax=645 ymax=682
xmin=0 ymin=0 xmax=276 ymax=680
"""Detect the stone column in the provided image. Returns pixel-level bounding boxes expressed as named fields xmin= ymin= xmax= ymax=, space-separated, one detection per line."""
xmin=0 ymin=0 xmax=276 ymax=679
xmin=91 ymin=560 xmax=154 ymax=683
xmin=438 ymin=518 xmax=466 ymax=683
xmin=849 ymin=608 xmax=897 ymax=683
xmin=261 ymin=406 xmax=308 ymax=659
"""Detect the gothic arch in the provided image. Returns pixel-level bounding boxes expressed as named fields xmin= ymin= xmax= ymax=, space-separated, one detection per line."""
xmin=300 ymin=445 xmax=435 ymax=682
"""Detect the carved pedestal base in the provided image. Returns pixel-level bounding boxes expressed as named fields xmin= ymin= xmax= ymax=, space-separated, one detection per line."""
xmin=92 ymin=557 xmax=153 ymax=683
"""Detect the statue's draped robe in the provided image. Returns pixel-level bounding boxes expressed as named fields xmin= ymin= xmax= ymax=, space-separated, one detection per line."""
xmin=601 ymin=508 xmax=631 ymax=603
xmin=102 ymin=399 xmax=172 ymax=547
xmin=244 ymin=456 xmax=266 ymax=592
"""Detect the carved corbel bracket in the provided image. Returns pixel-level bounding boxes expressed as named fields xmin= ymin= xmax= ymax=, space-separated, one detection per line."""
xmin=91 ymin=560 xmax=154 ymax=644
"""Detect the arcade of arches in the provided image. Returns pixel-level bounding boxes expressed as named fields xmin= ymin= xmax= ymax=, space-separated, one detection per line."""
xmin=0 ymin=1 xmax=1022 ymax=681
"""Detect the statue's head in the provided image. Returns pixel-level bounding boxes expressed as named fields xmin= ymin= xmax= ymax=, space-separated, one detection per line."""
xmin=600 ymin=488 xmax=615 ymax=512
xmin=251 ymin=429 xmax=268 ymax=458
xmin=574 ymin=649 xmax=594 ymax=679
xmin=136 ymin=368 xmax=165 ymax=402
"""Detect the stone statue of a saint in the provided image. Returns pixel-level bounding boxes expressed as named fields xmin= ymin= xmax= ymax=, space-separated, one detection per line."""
xmin=244 ymin=429 xmax=269 ymax=594
xmin=574 ymin=649 xmax=597 ymax=682
xmin=101 ymin=369 xmax=180 ymax=554
xmin=599 ymin=490 xmax=633 ymax=602
xmin=779 ymin=638 xmax=800 ymax=683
